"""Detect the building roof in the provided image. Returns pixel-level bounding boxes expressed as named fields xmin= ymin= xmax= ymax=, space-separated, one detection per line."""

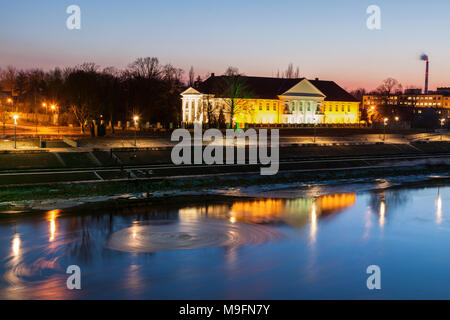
xmin=196 ymin=75 xmax=358 ymax=102
xmin=309 ymin=80 xmax=359 ymax=102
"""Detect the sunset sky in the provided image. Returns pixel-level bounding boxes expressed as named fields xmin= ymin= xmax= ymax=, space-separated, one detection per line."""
xmin=1 ymin=0 xmax=449 ymax=91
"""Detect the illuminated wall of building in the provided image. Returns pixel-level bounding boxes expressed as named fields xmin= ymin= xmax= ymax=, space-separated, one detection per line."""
xmin=323 ymin=101 xmax=360 ymax=124
xmin=181 ymin=77 xmax=360 ymax=126
xmin=233 ymin=99 xmax=281 ymax=125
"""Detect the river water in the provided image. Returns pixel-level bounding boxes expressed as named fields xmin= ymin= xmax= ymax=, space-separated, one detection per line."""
xmin=1 ymin=179 xmax=450 ymax=299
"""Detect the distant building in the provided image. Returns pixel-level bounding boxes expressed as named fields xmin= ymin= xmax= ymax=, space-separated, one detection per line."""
xmin=181 ymin=75 xmax=360 ymax=126
xmin=362 ymin=91 xmax=450 ymax=126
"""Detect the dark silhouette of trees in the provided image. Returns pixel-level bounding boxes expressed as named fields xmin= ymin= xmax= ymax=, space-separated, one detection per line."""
xmin=0 ymin=57 xmax=186 ymax=131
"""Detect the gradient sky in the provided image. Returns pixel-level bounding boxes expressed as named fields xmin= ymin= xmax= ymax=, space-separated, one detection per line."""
xmin=1 ymin=0 xmax=450 ymax=91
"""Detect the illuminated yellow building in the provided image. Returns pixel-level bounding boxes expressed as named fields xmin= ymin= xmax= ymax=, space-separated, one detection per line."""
xmin=322 ymin=101 xmax=360 ymax=124
xmin=179 ymin=193 xmax=356 ymax=228
xmin=181 ymin=75 xmax=360 ymax=126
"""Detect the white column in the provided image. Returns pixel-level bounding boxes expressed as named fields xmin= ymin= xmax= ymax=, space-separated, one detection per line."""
xmin=182 ymin=98 xmax=187 ymax=122
xmin=188 ymin=99 xmax=192 ymax=122
xmin=194 ymin=98 xmax=199 ymax=122
xmin=199 ymin=99 xmax=204 ymax=123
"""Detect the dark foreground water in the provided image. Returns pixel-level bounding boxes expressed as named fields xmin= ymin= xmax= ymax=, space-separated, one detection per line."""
xmin=1 ymin=181 xmax=450 ymax=299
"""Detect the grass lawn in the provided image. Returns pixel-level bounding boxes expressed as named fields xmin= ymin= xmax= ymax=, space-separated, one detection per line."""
xmin=0 ymin=153 xmax=63 ymax=170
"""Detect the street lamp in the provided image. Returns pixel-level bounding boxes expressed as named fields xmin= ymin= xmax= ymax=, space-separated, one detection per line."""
xmin=440 ymin=118 xmax=446 ymax=141
xmin=133 ymin=116 xmax=139 ymax=147
xmin=383 ymin=117 xmax=389 ymax=142
xmin=50 ymin=105 xmax=60 ymax=135
xmin=313 ymin=116 xmax=318 ymax=143
xmin=13 ymin=114 xmax=18 ymax=149
xmin=7 ymin=98 xmax=14 ymax=112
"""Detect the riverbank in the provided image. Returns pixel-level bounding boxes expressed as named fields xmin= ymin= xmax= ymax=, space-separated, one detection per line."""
xmin=1 ymin=163 xmax=450 ymax=215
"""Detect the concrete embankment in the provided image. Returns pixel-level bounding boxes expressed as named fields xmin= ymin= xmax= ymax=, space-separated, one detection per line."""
xmin=1 ymin=142 xmax=450 ymax=203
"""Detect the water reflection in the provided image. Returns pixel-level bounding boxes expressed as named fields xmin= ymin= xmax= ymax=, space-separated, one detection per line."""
xmin=379 ymin=199 xmax=386 ymax=228
xmin=47 ymin=210 xmax=60 ymax=242
xmin=179 ymin=193 xmax=356 ymax=229
xmin=437 ymin=189 xmax=442 ymax=224
xmin=2 ymin=184 xmax=448 ymax=299
xmin=12 ymin=233 xmax=21 ymax=258
xmin=310 ymin=202 xmax=318 ymax=244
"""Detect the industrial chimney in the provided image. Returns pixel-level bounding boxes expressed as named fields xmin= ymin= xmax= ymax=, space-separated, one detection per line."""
xmin=421 ymin=54 xmax=429 ymax=94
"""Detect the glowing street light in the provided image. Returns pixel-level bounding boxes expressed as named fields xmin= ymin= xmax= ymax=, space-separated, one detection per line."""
xmin=440 ymin=118 xmax=446 ymax=141
xmin=313 ymin=116 xmax=318 ymax=143
xmin=395 ymin=116 xmax=399 ymax=122
xmin=13 ymin=114 xmax=19 ymax=149
xmin=50 ymin=105 xmax=60 ymax=135
xmin=383 ymin=117 xmax=389 ymax=142
xmin=133 ymin=116 xmax=139 ymax=147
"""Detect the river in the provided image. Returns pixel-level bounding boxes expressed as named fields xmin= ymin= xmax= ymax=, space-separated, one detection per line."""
xmin=1 ymin=178 xmax=450 ymax=299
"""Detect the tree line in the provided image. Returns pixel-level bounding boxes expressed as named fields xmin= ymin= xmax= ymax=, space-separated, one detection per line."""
xmin=0 ymin=57 xmax=187 ymax=132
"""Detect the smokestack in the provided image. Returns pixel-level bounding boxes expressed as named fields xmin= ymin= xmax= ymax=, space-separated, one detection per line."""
xmin=421 ymin=54 xmax=429 ymax=94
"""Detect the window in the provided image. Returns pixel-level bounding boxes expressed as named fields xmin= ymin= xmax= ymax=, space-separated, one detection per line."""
xmin=259 ymin=103 xmax=262 ymax=111
xmin=273 ymin=103 xmax=277 ymax=111
xmin=307 ymin=102 xmax=311 ymax=112
xmin=347 ymin=106 xmax=351 ymax=112
xmin=266 ymin=103 xmax=270 ymax=111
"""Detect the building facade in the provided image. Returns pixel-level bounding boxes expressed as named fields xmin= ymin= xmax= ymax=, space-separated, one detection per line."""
xmin=363 ymin=89 xmax=450 ymax=125
xmin=181 ymin=75 xmax=360 ymax=126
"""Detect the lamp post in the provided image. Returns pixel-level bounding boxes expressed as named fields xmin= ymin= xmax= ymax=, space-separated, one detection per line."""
xmin=313 ymin=116 xmax=317 ymax=143
xmin=440 ymin=118 xmax=446 ymax=141
xmin=7 ymin=97 xmax=14 ymax=113
xmin=383 ymin=117 xmax=389 ymax=142
xmin=51 ymin=105 xmax=59 ymax=135
xmin=13 ymin=114 xmax=18 ymax=149
xmin=133 ymin=116 xmax=139 ymax=147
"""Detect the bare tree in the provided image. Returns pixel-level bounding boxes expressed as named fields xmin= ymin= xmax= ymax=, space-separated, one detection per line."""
xmin=220 ymin=67 xmax=254 ymax=128
xmin=188 ymin=66 xmax=195 ymax=87
xmin=128 ymin=57 xmax=161 ymax=79
xmin=0 ymin=66 xmax=18 ymax=95
xmin=284 ymin=63 xmax=294 ymax=79
xmin=282 ymin=63 xmax=300 ymax=79
xmin=71 ymin=104 xmax=90 ymax=133
xmin=350 ymin=88 xmax=367 ymax=100
xmin=376 ymin=78 xmax=403 ymax=95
